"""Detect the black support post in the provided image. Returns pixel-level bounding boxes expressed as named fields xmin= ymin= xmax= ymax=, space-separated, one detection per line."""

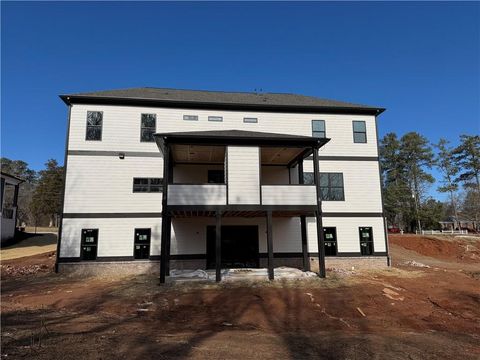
xmin=1 ymin=178 xmax=5 ymax=211
xmin=215 ymin=211 xmax=222 ymax=282
xmin=312 ymin=147 xmax=326 ymax=278
xmin=298 ymin=159 xmax=310 ymax=271
xmin=160 ymin=142 xmax=171 ymax=284
xmin=266 ymin=210 xmax=274 ymax=280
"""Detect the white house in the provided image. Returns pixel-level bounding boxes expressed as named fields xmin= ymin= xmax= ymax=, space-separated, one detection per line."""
xmin=56 ymin=87 xmax=389 ymax=282
xmin=1 ymin=172 xmax=23 ymax=244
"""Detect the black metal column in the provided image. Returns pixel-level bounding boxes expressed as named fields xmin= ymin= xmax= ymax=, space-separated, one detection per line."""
xmin=298 ymin=159 xmax=310 ymax=271
xmin=0 ymin=178 xmax=4 ymax=211
xmin=312 ymin=147 xmax=326 ymax=278
xmin=266 ymin=210 xmax=274 ymax=280
xmin=160 ymin=142 xmax=171 ymax=284
xmin=215 ymin=211 xmax=222 ymax=282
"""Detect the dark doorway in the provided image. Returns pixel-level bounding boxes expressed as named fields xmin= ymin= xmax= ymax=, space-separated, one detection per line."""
xmin=206 ymin=225 xmax=259 ymax=269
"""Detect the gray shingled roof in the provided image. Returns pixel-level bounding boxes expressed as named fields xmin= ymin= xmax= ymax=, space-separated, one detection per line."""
xmin=63 ymin=87 xmax=382 ymax=110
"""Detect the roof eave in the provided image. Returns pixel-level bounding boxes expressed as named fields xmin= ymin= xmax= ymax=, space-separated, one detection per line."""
xmin=60 ymin=94 xmax=385 ymax=115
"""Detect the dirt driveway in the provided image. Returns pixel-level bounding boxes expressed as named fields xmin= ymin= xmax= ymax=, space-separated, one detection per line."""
xmin=1 ymin=233 xmax=57 ymax=261
xmin=1 ymin=235 xmax=479 ymax=359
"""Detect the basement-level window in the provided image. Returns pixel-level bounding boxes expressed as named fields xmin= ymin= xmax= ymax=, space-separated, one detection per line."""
xmin=140 ymin=114 xmax=156 ymax=142
xmin=353 ymin=120 xmax=367 ymax=143
xmin=133 ymin=178 xmax=163 ymax=192
xmin=134 ymin=228 xmax=151 ymax=259
xmin=323 ymin=227 xmax=337 ymax=256
xmin=81 ymin=229 xmax=98 ymax=261
xmin=183 ymin=115 xmax=199 ymax=121
xmin=208 ymin=170 xmax=225 ymax=184
xmin=320 ymin=173 xmax=345 ymax=201
xmin=359 ymin=227 xmax=374 ymax=255
xmin=86 ymin=111 xmax=103 ymax=141
xmin=312 ymin=120 xmax=326 ymax=138
xmin=243 ymin=117 xmax=258 ymax=123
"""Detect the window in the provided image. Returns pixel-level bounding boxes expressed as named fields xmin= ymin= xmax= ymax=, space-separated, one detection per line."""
xmin=208 ymin=170 xmax=225 ymax=184
xmin=183 ymin=115 xmax=199 ymax=121
xmin=243 ymin=117 xmax=258 ymax=123
xmin=133 ymin=178 xmax=163 ymax=192
xmin=353 ymin=121 xmax=367 ymax=143
xmin=303 ymin=172 xmax=314 ymax=185
xmin=323 ymin=227 xmax=337 ymax=256
xmin=134 ymin=228 xmax=151 ymax=259
xmin=81 ymin=229 xmax=98 ymax=260
xmin=320 ymin=173 xmax=345 ymax=201
xmin=359 ymin=227 xmax=374 ymax=255
xmin=140 ymin=114 xmax=156 ymax=142
xmin=312 ymin=120 xmax=326 ymax=138
xmin=86 ymin=111 xmax=103 ymax=141
xmin=208 ymin=116 xmax=223 ymax=122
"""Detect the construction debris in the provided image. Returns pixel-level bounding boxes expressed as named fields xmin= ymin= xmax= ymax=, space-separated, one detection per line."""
xmin=401 ymin=260 xmax=430 ymax=268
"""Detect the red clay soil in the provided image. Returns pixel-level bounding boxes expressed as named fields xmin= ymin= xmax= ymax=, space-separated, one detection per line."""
xmin=1 ymin=236 xmax=480 ymax=359
xmin=389 ymin=234 xmax=480 ymax=262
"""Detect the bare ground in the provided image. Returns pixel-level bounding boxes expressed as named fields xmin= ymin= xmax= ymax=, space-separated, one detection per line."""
xmin=1 ymin=235 xmax=479 ymax=359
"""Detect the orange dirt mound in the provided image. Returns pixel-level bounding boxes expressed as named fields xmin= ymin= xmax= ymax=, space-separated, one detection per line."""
xmin=389 ymin=234 xmax=479 ymax=263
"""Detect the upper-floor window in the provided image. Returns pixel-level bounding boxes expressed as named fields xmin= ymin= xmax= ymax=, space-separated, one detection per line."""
xmin=208 ymin=116 xmax=223 ymax=122
xmin=140 ymin=114 xmax=156 ymax=142
xmin=133 ymin=178 xmax=163 ymax=192
xmin=86 ymin=111 xmax=103 ymax=141
xmin=320 ymin=173 xmax=345 ymax=201
xmin=303 ymin=172 xmax=345 ymax=201
xmin=353 ymin=121 xmax=367 ymax=143
xmin=243 ymin=117 xmax=258 ymax=123
xmin=312 ymin=120 xmax=326 ymax=138
xmin=183 ymin=115 xmax=199 ymax=121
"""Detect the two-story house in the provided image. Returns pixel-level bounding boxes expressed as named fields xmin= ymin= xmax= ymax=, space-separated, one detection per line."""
xmin=56 ymin=88 xmax=389 ymax=282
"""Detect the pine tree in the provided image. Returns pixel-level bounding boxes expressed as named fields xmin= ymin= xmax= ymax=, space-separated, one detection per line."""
xmin=30 ymin=159 xmax=64 ymax=227
xmin=453 ymin=135 xmax=480 ymax=192
xmin=434 ymin=139 xmax=460 ymax=228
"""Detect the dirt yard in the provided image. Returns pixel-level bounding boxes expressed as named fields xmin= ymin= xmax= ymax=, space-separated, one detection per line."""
xmin=1 ymin=235 xmax=479 ymax=359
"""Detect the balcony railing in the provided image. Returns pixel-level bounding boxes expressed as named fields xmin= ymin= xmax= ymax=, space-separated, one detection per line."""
xmin=168 ymin=184 xmax=227 ymax=205
xmin=261 ymin=185 xmax=317 ymax=205
xmin=2 ymin=208 xmax=15 ymax=219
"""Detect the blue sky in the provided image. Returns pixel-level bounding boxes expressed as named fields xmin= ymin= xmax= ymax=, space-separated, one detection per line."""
xmin=1 ymin=2 xmax=479 ymax=199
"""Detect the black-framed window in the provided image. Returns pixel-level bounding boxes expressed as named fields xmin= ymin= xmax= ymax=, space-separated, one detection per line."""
xmin=312 ymin=120 xmax=326 ymax=138
xmin=323 ymin=227 xmax=337 ymax=256
xmin=140 ymin=114 xmax=156 ymax=142
xmin=243 ymin=117 xmax=258 ymax=123
xmin=359 ymin=227 xmax=374 ymax=255
xmin=208 ymin=170 xmax=225 ymax=184
xmin=133 ymin=178 xmax=163 ymax=192
xmin=81 ymin=229 xmax=98 ymax=261
xmin=134 ymin=228 xmax=151 ymax=259
xmin=320 ymin=173 xmax=345 ymax=201
xmin=353 ymin=121 xmax=367 ymax=143
xmin=303 ymin=172 xmax=315 ymax=185
xmin=86 ymin=111 xmax=103 ymax=141
xmin=208 ymin=116 xmax=223 ymax=122
xmin=183 ymin=115 xmax=199 ymax=121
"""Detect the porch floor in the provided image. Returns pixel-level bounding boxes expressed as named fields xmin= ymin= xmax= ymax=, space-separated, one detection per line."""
xmin=167 ymin=266 xmax=318 ymax=283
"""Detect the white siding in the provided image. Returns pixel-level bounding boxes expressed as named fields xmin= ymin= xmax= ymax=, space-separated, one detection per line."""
xmin=227 ymin=146 xmax=260 ymax=204
xmin=61 ymin=218 xmax=162 ymax=257
xmin=261 ymin=185 xmax=316 ymax=205
xmin=304 ymin=160 xmax=383 ymax=213
xmin=307 ymin=216 xmax=386 ymax=253
xmin=68 ymin=104 xmax=378 ymax=157
xmin=168 ymin=185 xmax=227 ymax=205
xmin=63 ymin=156 xmax=163 ymax=213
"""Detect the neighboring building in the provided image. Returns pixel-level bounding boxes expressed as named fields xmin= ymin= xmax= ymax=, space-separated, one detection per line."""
xmin=1 ymin=172 xmax=23 ymax=243
xmin=56 ymin=87 xmax=389 ymax=281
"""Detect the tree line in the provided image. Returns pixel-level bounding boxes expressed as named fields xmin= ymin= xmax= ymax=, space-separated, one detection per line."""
xmin=1 ymin=158 xmax=63 ymax=227
xmin=380 ymin=133 xmax=479 ymax=232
